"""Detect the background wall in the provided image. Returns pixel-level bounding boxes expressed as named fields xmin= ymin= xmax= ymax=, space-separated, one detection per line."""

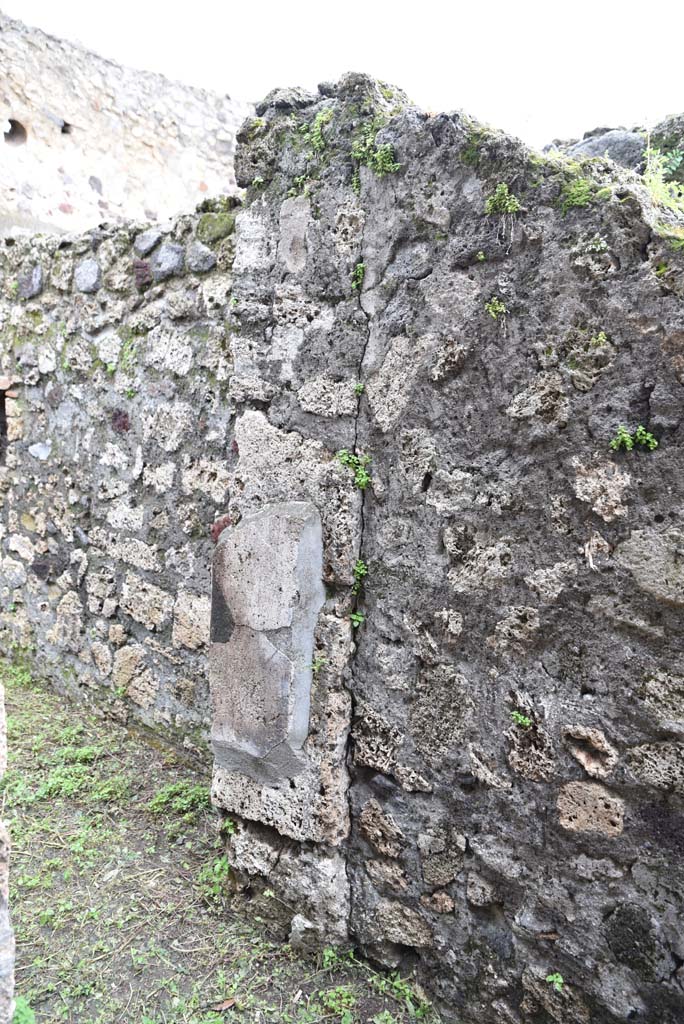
xmin=0 ymin=12 xmax=251 ymax=235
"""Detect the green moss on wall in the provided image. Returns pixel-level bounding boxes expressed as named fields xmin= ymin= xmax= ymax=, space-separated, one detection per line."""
xmin=196 ymin=212 xmax=236 ymax=245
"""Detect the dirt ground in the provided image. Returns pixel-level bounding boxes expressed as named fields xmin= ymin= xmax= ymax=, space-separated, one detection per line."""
xmin=1 ymin=661 xmax=438 ymax=1024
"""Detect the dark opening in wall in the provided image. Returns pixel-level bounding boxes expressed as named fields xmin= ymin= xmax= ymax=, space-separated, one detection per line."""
xmin=0 ymin=390 xmax=7 ymax=465
xmin=4 ymin=119 xmax=27 ymax=146
xmin=61 ymin=121 xmax=73 ymax=135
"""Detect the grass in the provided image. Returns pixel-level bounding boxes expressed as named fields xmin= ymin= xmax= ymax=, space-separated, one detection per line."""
xmin=2 ymin=661 xmax=436 ymax=1024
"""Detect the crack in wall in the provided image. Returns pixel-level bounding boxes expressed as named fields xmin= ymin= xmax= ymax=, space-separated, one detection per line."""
xmin=340 ymin=202 xmax=374 ymax=934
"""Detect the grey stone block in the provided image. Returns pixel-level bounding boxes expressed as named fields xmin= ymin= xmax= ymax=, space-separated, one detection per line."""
xmin=74 ymin=258 xmax=101 ymax=293
xmin=150 ymin=241 xmax=184 ymax=282
xmin=17 ymin=264 xmax=43 ymax=299
xmin=133 ymin=228 xmax=162 ymax=256
xmin=186 ymin=240 xmax=216 ymax=273
xmin=210 ymin=502 xmax=325 ymax=785
xmin=566 ymin=129 xmax=646 ymax=169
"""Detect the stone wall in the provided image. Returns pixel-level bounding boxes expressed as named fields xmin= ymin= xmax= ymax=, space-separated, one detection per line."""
xmin=3 ymin=71 xmax=684 ymax=1024
xmin=0 ymin=12 xmax=251 ymax=235
xmin=0 ymin=203 xmax=240 ymax=753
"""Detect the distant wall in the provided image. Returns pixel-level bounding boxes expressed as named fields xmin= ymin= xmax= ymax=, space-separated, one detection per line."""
xmin=0 ymin=13 xmax=251 ymax=235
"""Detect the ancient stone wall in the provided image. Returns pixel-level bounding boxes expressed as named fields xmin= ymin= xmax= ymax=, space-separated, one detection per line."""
xmin=0 ymin=12 xmax=251 ymax=235
xmin=213 ymin=77 xmax=684 ymax=1023
xmin=0 ymin=204 xmax=240 ymax=753
xmin=3 ymin=71 xmax=684 ymax=1024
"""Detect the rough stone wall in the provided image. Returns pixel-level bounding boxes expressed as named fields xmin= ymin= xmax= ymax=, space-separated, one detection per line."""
xmin=213 ymin=76 xmax=684 ymax=1023
xmin=0 ymin=205 xmax=241 ymax=752
xmin=0 ymin=12 xmax=251 ymax=235
xmin=3 ymin=70 xmax=684 ymax=1024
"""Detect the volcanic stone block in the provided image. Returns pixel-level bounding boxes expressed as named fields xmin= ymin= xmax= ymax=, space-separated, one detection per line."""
xmin=209 ymin=502 xmax=325 ymax=785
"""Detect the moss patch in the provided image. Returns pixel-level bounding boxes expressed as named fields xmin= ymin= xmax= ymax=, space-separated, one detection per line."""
xmin=196 ymin=212 xmax=236 ymax=245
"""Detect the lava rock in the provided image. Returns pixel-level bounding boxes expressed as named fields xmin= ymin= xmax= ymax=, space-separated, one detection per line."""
xmin=150 ymin=242 xmax=184 ymax=281
xmin=74 ymin=258 xmax=102 ymax=293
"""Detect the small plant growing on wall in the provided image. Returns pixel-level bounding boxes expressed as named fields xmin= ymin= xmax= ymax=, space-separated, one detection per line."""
xmin=485 ymin=296 xmax=507 ymax=322
xmin=643 ymin=144 xmax=684 ymax=215
xmin=511 ymin=710 xmax=532 ymax=728
xmin=309 ymin=656 xmax=328 ymax=676
xmin=610 ymin=425 xmax=634 ymax=451
xmin=352 ymin=559 xmax=368 ymax=595
xmin=485 ymin=183 xmax=521 ymax=215
xmin=634 ymin=425 xmax=658 ymax=450
xmin=350 ymin=611 xmax=365 ymax=629
xmin=310 ymin=107 xmax=334 ymax=152
xmin=559 ymin=176 xmax=611 ymax=216
xmin=351 ymin=262 xmax=365 ymax=290
xmin=337 ymin=449 xmax=372 ymax=489
xmin=485 ymin=183 xmax=521 ymax=247
xmin=351 ymin=117 xmax=400 ymax=179
xmin=609 ymin=424 xmax=658 ymax=452
xmin=545 ymin=972 xmax=564 ymax=993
